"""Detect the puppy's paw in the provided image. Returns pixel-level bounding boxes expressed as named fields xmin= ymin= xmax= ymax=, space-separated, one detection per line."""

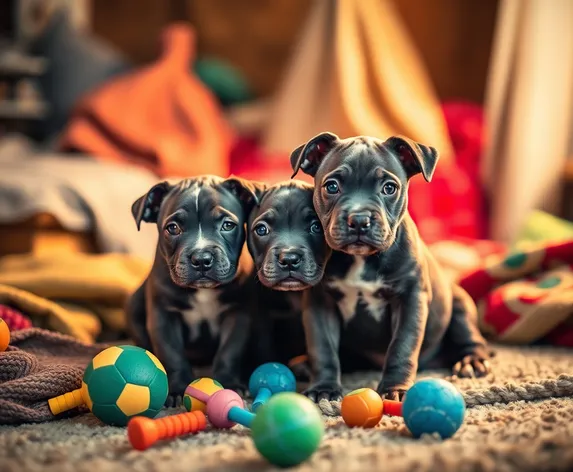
xmin=302 ymin=382 xmax=343 ymax=403
xmin=224 ymin=381 xmax=248 ymax=398
xmin=165 ymin=394 xmax=184 ymax=408
xmin=213 ymin=374 xmax=247 ymax=397
xmin=165 ymin=372 xmax=194 ymax=407
xmin=452 ymin=354 xmax=491 ymax=378
xmin=377 ymin=386 xmax=407 ymax=401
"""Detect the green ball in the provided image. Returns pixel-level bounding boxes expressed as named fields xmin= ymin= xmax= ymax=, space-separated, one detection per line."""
xmin=82 ymin=345 xmax=168 ymax=426
xmin=251 ymin=392 xmax=324 ymax=467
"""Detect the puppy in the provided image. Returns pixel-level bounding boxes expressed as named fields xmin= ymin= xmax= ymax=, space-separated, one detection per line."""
xmin=246 ymin=181 xmax=330 ymax=371
xmin=290 ymin=132 xmax=492 ymax=402
xmin=126 ymin=175 xmax=259 ymax=404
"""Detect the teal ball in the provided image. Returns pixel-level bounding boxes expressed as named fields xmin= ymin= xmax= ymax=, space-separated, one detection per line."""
xmin=249 ymin=362 xmax=296 ymax=400
xmin=251 ymin=392 xmax=324 ymax=467
xmin=402 ymin=379 xmax=466 ymax=439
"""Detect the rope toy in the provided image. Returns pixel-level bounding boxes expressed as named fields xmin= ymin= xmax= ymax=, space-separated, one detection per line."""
xmin=316 ymin=374 xmax=573 ymax=417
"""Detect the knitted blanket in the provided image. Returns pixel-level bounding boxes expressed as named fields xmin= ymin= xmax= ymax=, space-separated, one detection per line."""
xmin=0 ymin=328 xmax=104 ymax=425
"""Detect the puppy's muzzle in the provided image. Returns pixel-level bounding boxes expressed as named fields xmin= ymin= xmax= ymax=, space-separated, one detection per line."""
xmin=327 ymin=206 xmax=390 ymax=254
xmin=189 ymin=249 xmax=214 ymax=272
xmin=277 ymin=249 xmax=302 ymax=270
xmin=347 ymin=211 xmax=372 ymax=235
xmin=258 ymin=245 xmax=320 ymax=290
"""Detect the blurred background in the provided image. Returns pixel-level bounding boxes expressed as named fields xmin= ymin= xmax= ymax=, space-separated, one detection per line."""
xmin=0 ymin=0 xmax=572 ymax=343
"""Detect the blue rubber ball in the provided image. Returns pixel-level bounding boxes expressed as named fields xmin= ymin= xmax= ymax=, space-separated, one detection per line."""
xmin=249 ymin=362 xmax=296 ymax=394
xmin=402 ymin=378 xmax=466 ymax=439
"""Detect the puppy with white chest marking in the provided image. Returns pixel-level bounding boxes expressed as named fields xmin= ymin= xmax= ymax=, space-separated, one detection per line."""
xmin=290 ymin=132 xmax=492 ymax=402
xmin=125 ymin=175 xmax=259 ymax=405
xmin=245 ymin=181 xmax=330 ymax=370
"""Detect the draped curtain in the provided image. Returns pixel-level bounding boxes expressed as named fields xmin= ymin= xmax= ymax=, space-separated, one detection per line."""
xmin=261 ymin=0 xmax=454 ymax=161
xmin=481 ymin=0 xmax=573 ymax=243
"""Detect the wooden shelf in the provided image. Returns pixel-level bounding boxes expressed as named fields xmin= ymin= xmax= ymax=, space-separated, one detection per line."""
xmin=0 ymin=99 xmax=48 ymax=120
xmin=0 ymin=214 xmax=98 ymax=257
xmin=0 ymin=50 xmax=48 ymax=78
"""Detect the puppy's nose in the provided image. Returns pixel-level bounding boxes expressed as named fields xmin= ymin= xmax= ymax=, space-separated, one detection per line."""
xmin=190 ymin=250 xmax=213 ymax=270
xmin=347 ymin=212 xmax=371 ymax=234
xmin=277 ymin=250 xmax=302 ymax=270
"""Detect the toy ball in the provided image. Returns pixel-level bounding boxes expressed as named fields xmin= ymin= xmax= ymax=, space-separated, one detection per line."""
xmin=341 ymin=388 xmax=383 ymax=428
xmin=183 ymin=378 xmax=223 ymax=413
xmin=402 ymin=378 xmax=466 ymax=439
xmin=251 ymin=392 xmax=324 ymax=468
xmin=206 ymin=389 xmax=245 ymax=429
xmin=249 ymin=362 xmax=296 ymax=411
xmin=0 ymin=318 xmax=10 ymax=352
xmin=82 ymin=345 xmax=168 ymax=426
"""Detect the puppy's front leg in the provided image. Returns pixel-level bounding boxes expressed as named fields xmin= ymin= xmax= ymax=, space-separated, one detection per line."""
xmin=448 ymin=284 xmax=491 ymax=378
xmin=377 ymin=287 xmax=429 ymax=400
xmin=147 ymin=296 xmax=194 ymax=406
xmin=212 ymin=311 xmax=251 ymax=395
xmin=249 ymin=306 xmax=277 ymax=365
xmin=302 ymin=286 xmax=343 ymax=402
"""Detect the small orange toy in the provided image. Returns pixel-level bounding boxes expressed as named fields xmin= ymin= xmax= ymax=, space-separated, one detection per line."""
xmin=128 ymin=410 xmax=207 ymax=451
xmin=341 ymin=388 xmax=383 ymax=427
xmin=383 ymin=399 xmax=403 ymax=417
xmin=0 ymin=318 xmax=10 ymax=352
xmin=341 ymin=388 xmax=403 ymax=428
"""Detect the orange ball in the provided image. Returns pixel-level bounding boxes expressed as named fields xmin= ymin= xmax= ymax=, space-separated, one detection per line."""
xmin=341 ymin=388 xmax=383 ymax=428
xmin=0 ymin=318 xmax=10 ymax=352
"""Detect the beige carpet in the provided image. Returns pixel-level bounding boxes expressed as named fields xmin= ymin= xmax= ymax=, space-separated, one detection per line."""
xmin=1 ymin=345 xmax=573 ymax=472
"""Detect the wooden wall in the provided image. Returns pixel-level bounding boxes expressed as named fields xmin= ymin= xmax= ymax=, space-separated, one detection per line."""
xmin=395 ymin=0 xmax=498 ymax=103
xmin=91 ymin=0 xmax=499 ymax=103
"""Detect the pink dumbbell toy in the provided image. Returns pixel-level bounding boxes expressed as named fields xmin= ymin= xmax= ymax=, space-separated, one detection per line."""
xmin=185 ymin=384 xmax=254 ymax=428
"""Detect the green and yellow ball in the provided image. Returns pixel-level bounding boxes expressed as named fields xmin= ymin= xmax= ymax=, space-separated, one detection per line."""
xmin=82 ymin=345 xmax=168 ymax=426
xmin=183 ymin=378 xmax=223 ymax=413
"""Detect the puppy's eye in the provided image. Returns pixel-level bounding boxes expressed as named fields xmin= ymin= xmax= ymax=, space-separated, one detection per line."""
xmin=324 ymin=180 xmax=340 ymax=195
xmin=310 ymin=221 xmax=322 ymax=234
xmin=254 ymin=223 xmax=269 ymax=236
xmin=382 ymin=182 xmax=398 ymax=195
xmin=165 ymin=223 xmax=182 ymax=235
xmin=221 ymin=220 xmax=237 ymax=232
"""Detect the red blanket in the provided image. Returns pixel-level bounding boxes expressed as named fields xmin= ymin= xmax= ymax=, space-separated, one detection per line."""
xmin=459 ymin=241 xmax=573 ymax=347
xmin=407 ymin=101 xmax=488 ymax=243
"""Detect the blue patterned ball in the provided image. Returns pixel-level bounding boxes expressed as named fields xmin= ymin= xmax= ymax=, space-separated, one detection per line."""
xmin=402 ymin=379 xmax=466 ymax=439
xmin=249 ymin=363 xmax=296 ymax=396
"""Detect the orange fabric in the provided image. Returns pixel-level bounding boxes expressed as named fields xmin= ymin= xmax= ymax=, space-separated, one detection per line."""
xmin=59 ymin=23 xmax=234 ymax=178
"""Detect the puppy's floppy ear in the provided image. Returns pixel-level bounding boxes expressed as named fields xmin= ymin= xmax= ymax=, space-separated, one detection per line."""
xmin=131 ymin=181 xmax=172 ymax=230
xmin=249 ymin=180 xmax=268 ymax=205
xmin=222 ymin=176 xmax=265 ymax=212
xmin=290 ymin=132 xmax=339 ymax=178
xmin=383 ymin=136 xmax=439 ymax=182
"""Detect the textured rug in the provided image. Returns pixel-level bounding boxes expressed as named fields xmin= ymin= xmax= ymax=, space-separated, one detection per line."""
xmin=1 ymin=345 xmax=573 ymax=472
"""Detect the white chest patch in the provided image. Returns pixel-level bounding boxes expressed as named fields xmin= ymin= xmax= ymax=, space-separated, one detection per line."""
xmin=181 ymin=290 xmax=227 ymax=341
xmin=327 ymin=257 xmax=390 ymax=323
